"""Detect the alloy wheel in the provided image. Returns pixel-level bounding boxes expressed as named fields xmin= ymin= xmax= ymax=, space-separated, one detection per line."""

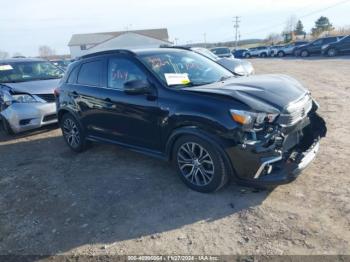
xmin=63 ymin=118 xmax=80 ymax=148
xmin=177 ymin=142 xmax=215 ymax=186
xmin=328 ymin=48 xmax=336 ymax=57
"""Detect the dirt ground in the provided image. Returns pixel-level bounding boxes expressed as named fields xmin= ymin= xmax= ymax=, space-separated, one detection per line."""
xmin=0 ymin=57 xmax=350 ymax=256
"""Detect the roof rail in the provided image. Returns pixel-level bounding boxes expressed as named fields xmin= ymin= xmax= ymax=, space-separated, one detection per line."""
xmin=80 ymin=49 xmax=136 ymax=59
xmin=159 ymin=45 xmax=192 ymax=51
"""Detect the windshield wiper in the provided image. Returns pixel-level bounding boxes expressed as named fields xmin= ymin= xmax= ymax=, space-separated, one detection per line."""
xmin=218 ymin=75 xmax=234 ymax=82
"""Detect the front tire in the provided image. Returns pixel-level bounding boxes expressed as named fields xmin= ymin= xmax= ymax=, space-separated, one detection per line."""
xmin=60 ymin=113 xmax=88 ymax=152
xmin=327 ymin=48 xmax=337 ymax=57
xmin=277 ymin=51 xmax=285 ymax=57
xmin=244 ymin=53 xmax=251 ymax=58
xmin=0 ymin=116 xmax=14 ymax=135
xmin=173 ymin=135 xmax=229 ymax=193
xmin=260 ymin=52 xmax=267 ymax=58
xmin=300 ymin=50 xmax=309 ymax=57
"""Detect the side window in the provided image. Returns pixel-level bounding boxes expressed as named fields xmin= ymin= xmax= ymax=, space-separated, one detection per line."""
xmin=108 ymin=58 xmax=147 ymax=90
xmin=324 ymin=38 xmax=336 ymax=44
xmin=77 ymin=60 xmax=103 ymax=86
xmin=313 ymin=39 xmax=323 ymax=46
xmin=344 ymin=36 xmax=350 ymax=43
xmin=67 ymin=66 xmax=78 ymax=84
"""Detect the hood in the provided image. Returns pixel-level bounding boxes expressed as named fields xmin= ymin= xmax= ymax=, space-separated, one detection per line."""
xmin=3 ymin=79 xmax=60 ymax=95
xmin=184 ymin=74 xmax=308 ymax=113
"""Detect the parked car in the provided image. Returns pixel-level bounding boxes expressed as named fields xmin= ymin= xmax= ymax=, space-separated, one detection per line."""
xmin=56 ymin=48 xmax=326 ymax=193
xmin=190 ymin=47 xmax=254 ymax=76
xmin=232 ymin=49 xmax=248 ymax=58
xmin=210 ymin=47 xmax=233 ymax=58
xmin=50 ymin=60 xmax=71 ymax=71
xmin=244 ymin=46 xmax=271 ymax=58
xmin=322 ymin=35 xmax=350 ymax=57
xmin=0 ymin=58 xmax=64 ymax=134
xmin=269 ymin=45 xmax=284 ymax=57
xmin=274 ymin=41 xmax=309 ymax=57
xmin=293 ymin=36 xmax=343 ymax=57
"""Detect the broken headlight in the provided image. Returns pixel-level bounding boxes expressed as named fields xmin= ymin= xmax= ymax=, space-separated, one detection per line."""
xmin=230 ymin=109 xmax=278 ymax=131
xmin=12 ymin=94 xmax=39 ymax=103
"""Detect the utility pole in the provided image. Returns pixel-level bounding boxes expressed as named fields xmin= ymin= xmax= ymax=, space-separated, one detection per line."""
xmin=233 ymin=16 xmax=240 ymax=49
xmin=203 ymin=33 xmax=207 ymax=48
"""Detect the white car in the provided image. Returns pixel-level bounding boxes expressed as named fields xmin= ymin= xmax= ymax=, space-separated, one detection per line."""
xmin=244 ymin=46 xmax=271 ymax=58
xmin=0 ymin=58 xmax=64 ymax=134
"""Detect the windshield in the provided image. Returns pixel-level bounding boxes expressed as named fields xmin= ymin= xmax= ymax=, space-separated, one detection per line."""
xmin=139 ymin=50 xmax=233 ymax=87
xmin=0 ymin=61 xmax=64 ymax=83
xmin=192 ymin=48 xmax=219 ymax=61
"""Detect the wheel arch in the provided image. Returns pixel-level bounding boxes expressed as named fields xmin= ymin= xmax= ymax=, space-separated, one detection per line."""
xmin=165 ymin=126 xmax=237 ymax=180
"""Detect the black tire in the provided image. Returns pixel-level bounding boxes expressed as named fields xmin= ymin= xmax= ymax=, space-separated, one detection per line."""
xmin=277 ymin=51 xmax=285 ymax=57
xmin=172 ymin=135 xmax=229 ymax=193
xmin=260 ymin=52 xmax=267 ymax=58
xmin=244 ymin=53 xmax=251 ymax=58
xmin=327 ymin=48 xmax=337 ymax=57
xmin=300 ymin=50 xmax=309 ymax=57
xmin=0 ymin=116 xmax=14 ymax=135
xmin=60 ymin=113 xmax=88 ymax=152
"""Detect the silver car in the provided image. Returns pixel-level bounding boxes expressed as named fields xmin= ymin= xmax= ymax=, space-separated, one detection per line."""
xmin=0 ymin=58 xmax=64 ymax=134
xmin=191 ymin=47 xmax=254 ymax=76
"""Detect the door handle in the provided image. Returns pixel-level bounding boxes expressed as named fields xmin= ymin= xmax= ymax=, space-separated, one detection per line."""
xmin=71 ymin=91 xmax=79 ymax=98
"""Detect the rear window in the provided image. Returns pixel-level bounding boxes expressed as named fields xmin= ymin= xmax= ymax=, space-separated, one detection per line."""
xmin=67 ymin=66 xmax=79 ymax=84
xmin=211 ymin=48 xmax=230 ymax=54
xmin=77 ymin=60 xmax=103 ymax=86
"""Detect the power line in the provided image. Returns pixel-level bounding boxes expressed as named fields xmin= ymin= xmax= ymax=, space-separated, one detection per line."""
xmin=219 ymin=0 xmax=350 ymax=42
xmin=233 ymin=16 xmax=240 ymax=48
xmin=243 ymin=0 xmax=350 ymax=38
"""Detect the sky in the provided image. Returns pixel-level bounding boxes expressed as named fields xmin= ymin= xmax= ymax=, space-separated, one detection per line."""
xmin=1 ymin=0 xmax=350 ymax=56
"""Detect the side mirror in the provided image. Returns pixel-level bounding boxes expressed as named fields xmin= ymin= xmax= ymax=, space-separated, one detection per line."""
xmin=123 ymin=79 xmax=152 ymax=95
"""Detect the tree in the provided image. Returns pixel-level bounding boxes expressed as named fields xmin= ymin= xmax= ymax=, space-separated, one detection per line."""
xmin=294 ymin=20 xmax=305 ymax=35
xmin=311 ymin=16 xmax=334 ymax=37
xmin=265 ymin=33 xmax=282 ymax=44
xmin=284 ymin=15 xmax=297 ymax=34
xmin=38 ymin=45 xmax=56 ymax=58
xmin=13 ymin=52 xmax=24 ymax=58
xmin=0 ymin=50 xmax=9 ymax=59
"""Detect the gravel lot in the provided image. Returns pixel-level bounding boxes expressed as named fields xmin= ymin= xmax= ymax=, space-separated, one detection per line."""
xmin=0 ymin=57 xmax=350 ymax=256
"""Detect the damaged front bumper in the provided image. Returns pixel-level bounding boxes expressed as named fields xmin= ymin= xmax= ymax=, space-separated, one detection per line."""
xmin=0 ymin=102 xmax=57 ymax=133
xmin=226 ymin=111 xmax=327 ymax=187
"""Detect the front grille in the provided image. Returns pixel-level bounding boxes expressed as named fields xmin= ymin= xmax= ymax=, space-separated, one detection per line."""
xmin=278 ymin=95 xmax=313 ymax=126
xmin=43 ymin=114 xmax=57 ymax=122
xmin=35 ymin=94 xmax=56 ymax=103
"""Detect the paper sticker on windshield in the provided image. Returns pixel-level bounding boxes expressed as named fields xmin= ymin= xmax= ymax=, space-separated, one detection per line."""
xmin=164 ymin=73 xmax=190 ymax=85
xmin=0 ymin=65 xmax=13 ymax=71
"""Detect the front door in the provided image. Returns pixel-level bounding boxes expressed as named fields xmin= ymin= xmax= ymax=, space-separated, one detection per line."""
xmin=95 ymin=55 xmax=162 ymax=151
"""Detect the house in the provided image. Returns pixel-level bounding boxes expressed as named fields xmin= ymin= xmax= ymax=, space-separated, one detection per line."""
xmin=68 ymin=28 xmax=171 ymax=58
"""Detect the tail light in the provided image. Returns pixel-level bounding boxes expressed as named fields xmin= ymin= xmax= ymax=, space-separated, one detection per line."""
xmin=54 ymin=87 xmax=60 ymax=97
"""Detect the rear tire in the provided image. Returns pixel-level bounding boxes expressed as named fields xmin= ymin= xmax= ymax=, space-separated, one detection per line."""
xmin=0 ymin=116 xmax=14 ymax=135
xmin=260 ymin=52 xmax=267 ymax=58
xmin=60 ymin=113 xmax=88 ymax=152
xmin=173 ymin=135 xmax=229 ymax=193
xmin=327 ymin=48 xmax=337 ymax=57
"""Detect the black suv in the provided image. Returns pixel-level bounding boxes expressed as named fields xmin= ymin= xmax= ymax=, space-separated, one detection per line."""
xmin=294 ymin=36 xmax=343 ymax=57
xmin=322 ymin=35 xmax=350 ymax=56
xmin=56 ymin=48 xmax=326 ymax=193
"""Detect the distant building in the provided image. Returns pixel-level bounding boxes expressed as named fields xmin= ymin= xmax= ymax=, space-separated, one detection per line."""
xmin=68 ymin=28 xmax=171 ymax=58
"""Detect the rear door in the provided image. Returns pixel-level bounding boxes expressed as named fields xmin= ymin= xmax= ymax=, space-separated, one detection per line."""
xmin=70 ymin=57 xmax=111 ymax=136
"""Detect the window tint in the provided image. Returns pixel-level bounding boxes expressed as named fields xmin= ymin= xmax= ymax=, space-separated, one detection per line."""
xmin=108 ymin=58 xmax=146 ymax=90
xmin=343 ymin=36 xmax=350 ymax=43
xmin=313 ymin=39 xmax=323 ymax=46
xmin=67 ymin=66 xmax=78 ymax=84
xmin=324 ymin=37 xmax=337 ymax=44
xmin=77 ymin=60 xmax=103 ymax=86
